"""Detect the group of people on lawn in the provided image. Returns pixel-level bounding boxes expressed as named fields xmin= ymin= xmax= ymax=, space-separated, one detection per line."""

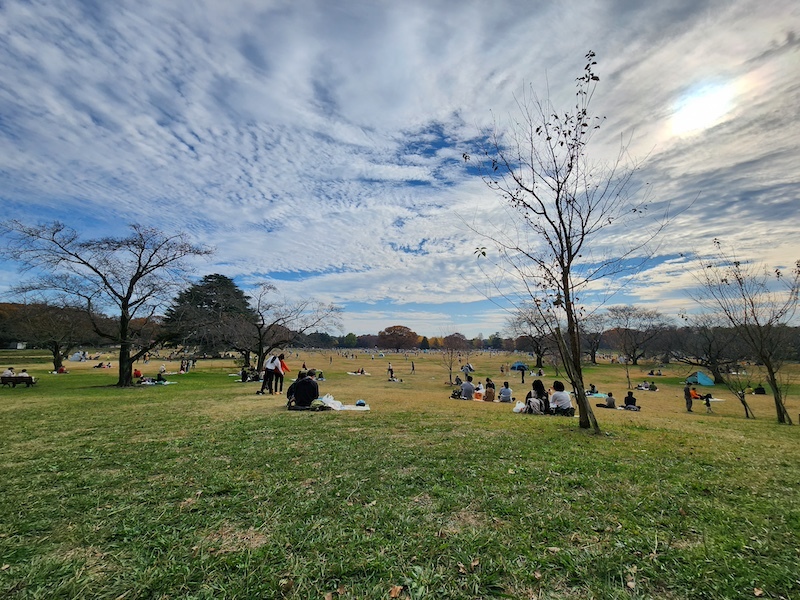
xmin=457 ymin=376 xmax=577 ymax=416
xmin=252 ymin=353 xmax=321 ymax=410
xmin=457 ymin=375 xmax=646 ymax=415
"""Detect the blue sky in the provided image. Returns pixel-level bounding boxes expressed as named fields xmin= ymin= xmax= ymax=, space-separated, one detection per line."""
xmin=1 ymin=0 xmax=799 ymax=337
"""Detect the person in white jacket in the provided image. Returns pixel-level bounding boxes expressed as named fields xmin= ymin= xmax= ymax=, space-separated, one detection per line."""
xmin=257 ymin=354 xmax=283 ymax=395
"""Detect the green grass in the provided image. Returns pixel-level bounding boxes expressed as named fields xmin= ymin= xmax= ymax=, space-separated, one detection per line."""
xmin=1 ymin=351 xmax=799 ymax=599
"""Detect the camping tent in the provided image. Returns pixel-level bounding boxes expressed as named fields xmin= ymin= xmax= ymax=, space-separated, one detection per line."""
xmin=510 ymin=361 xmax=529 ymax=371
xmin=686 ymin=371 xmax=714 ymax=386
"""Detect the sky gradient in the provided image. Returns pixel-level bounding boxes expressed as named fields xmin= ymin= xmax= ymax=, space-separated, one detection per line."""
xmin=1 ymin=0 xmax=799 ymax=337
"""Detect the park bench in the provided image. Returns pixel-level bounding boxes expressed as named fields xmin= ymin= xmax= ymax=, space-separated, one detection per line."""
xmin=1 ymin=376 xmax=37 ymax=388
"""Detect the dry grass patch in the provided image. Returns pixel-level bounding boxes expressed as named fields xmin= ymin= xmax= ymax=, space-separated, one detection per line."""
xmin=198 ymin=524 xmax=269 ymax=554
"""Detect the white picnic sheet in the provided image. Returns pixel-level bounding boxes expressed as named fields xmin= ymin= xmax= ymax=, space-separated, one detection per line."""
xmin=320 ymin=394 xmax=370 ymax=411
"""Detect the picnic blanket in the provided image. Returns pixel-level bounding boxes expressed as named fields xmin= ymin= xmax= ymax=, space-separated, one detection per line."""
xmin=319 ymin=394 xmax=370 ymax=411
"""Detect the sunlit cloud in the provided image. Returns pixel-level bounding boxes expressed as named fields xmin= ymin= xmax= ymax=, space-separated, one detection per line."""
xmin=671 ymin=81 xmax=738 ymax=136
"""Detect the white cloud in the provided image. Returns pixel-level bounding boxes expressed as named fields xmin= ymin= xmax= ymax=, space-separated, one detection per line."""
xmin=1 ymin=0 xmax=799 ymax=337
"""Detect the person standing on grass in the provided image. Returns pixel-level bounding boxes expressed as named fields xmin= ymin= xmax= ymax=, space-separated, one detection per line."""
xmin=276 ymin=354 xmax=289 ymax=394
xmin=258 ymin=354 xmax=282 ymax=395
xmin=684 ymin=384 xmax=693 ymax=412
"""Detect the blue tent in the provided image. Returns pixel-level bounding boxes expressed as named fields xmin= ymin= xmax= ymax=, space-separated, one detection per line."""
xmin=686 ymin=371 xmax=714 ymax=386
xmin=510 ymin=361 xmax=529 ymax=371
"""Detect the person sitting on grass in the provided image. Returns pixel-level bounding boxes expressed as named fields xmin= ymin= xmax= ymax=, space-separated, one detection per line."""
xmin=549 ymin=380 xmax=574 ymax=416
xmin=287 ymin=369 xmax=319 ymax=410
xmin=498 ymin=381 xmax=512 ymax=403
xmin=460 ymin=375 xmax=475 ymax=400
xmin=528 ymin=379 xmax=549 ymax=414
xmin=524 ymin=382 xmax=545 ymax=415
xmin=586 ymin=383 xmax=597 ymax=395
xmin=648 ymin=381 xmax=658 ymax=391
xmin=596 ymin=391 xmax=616 ymax=409
xmin=484 ymin=378 xmax=496 ymax=402
xmin=624 ymin=391 xmax=640 ymax=411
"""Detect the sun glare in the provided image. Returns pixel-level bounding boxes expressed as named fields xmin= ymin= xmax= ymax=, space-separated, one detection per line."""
xmin=671 ymin=82 xmax=736 ymax=136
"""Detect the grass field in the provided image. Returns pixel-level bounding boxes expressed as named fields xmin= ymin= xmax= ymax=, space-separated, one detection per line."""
xmin=1 ymin=350 xmax=799 ymax=599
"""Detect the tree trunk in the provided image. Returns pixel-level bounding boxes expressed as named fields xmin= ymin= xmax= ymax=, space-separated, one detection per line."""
xmin=709 ymin=362 xmax=726 ymax=384
xmin=116 ymin=312 xmax=134 ymax=387
xmin=48 ymin=342 xmax=64 ymax=371
xmin=765 ymin=362 xmax=792 ymax=424
xmin=560 ymin=303 xmax=599 ymax=433
xmin=737 ymin=392 xmax=755 ymax=419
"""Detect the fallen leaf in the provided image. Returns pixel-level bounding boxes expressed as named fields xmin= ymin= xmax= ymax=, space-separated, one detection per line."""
xmin=546 ymin=547 xmax=561 ymax=553
xmin=389 ymin=584 xmax=404 ymax=598
xmin=324 ymin=593 xmax=333 ymax=600
xmin=534 ymin=570 xmax=542 ymax=580
xmin=458 ymin=562 xmax=467 ymax=574
xmin=338 ymin=585 xmax=345 ymax=594
xmin=470 ymin=557 xmax=480 ymax=569
xmin=279 ymin=578 xmax=293 ymax=592
xmin=1 ymin=564 xmax=9 ymax=571
xmin=754 ymin=589 xmax=764 ymax=597
xmin=627 ymin=581 xmax=635 ymax=589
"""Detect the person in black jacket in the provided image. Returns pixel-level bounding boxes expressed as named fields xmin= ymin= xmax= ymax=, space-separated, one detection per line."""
xmin=290 ymin=369 xmax=319 ymax=408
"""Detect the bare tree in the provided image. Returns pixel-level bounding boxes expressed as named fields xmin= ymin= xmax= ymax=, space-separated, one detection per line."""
xmin=11 ymin=300 xmax=102 ymax=371
xmin=671 ymin=313 xmax=746 ymax=383
xmin=579 ymin=312 xmax=607 ymax=365
xmin=440 ymin=332 xmax=470 ymax=385
xmin=247 ymin=283 xmax=342 ymax=371
xmin=0 ymin=221 xmax=211 ymax=386
xmin=507 ymin=304 xmax=556 ymax=368
xmin=605 ymin=305 xmax=672 ymax=366
xmin=467 ymin=52 xmax=665 ymax=432
xmin=692 ymin=241 xmax=799 ymax=424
